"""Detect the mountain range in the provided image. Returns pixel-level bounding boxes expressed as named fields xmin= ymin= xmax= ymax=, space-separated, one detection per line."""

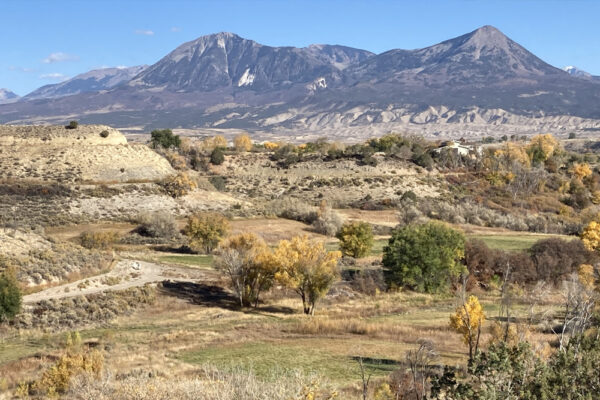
xmin=2 ymin=25 xmax=600 ymax=138
xmin=23 ymin=65 xmax=147 ymax=101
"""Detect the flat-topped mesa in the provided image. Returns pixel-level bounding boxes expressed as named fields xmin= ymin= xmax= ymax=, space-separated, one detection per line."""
xmin=0 ymin=124 xmax=175 ymax=184
xmin=0 ymin=124 xmax=126 ymax=146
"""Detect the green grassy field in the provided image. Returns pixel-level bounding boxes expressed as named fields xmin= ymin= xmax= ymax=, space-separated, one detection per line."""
xmin=157 ymin=254 xmax=214 ymax=268
xmin=177 ymin=339 xmax=401 ymax=383
xmin=467 ymin=233 xmax=569 ymax=252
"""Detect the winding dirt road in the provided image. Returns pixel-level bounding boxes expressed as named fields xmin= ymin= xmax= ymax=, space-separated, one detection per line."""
xmin=23 ymin=259 xmax=206 ymax=303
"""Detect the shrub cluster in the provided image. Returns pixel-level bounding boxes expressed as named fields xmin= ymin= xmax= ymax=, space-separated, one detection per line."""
xmin=465 ymin=237 xmax=596 ymax=287
xmin=79 ymin=231 xmax=119 ymax=250
xmin=14 ymin=286 xmax=156 ymax=330
xmin=162 ymin=172 xmax=197 ymax=197
xmin=136 ymin=212 xmax=179 ymax=239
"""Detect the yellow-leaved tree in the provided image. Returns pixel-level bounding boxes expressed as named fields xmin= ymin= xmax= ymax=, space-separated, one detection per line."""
xmin=274 ymin=235 xmax=341 ymax=315
xmin=571 ymin=162 xmax=593 ymax=181
xmin=184 ymin=212 xmax=230 ymax=254
xmin=578 ymin=264 xmax=596 ymax=290
xmin=582 ymin=220 xmax=600 ymax=251
xmin=493 ymin=142 xmax=531 ymax=169
xmin=215 ymin=233 xmax=279 ymax=308
xmin=233 ymin=133 xmax=253 ymax=152
xmin=201 ymin=135 xmax=228 ymax=152
xmin=263 ymin=141 xmax=280 ymax=151
xmin=526 ymin=134 xmax=559 ymax=165
xmin=449 ymin=295 xmax=485 ymax=363
xmin=162 ymin=171 xmax=198 ymax=197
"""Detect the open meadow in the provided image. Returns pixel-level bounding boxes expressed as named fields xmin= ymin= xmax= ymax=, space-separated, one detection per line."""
xmin=0 ymin=127 xmax=599 ymax=399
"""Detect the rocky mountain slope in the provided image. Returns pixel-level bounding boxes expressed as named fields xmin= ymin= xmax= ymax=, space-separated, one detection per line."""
xmin=129 ymin=32 xmax=372 ymax=92
xmin=2 ymin=26 xmax=600 ymax=139
xmin=22 ymin=66 xmax=148 ymax=100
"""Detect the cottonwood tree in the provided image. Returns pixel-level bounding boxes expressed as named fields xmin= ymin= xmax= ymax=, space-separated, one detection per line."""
xmin=184 ymin=212 xmax=230 ymax=253
xmin=233 ymin=133 xmax=252 ymax=152
xmin=383 ymin=221 xmax=466 ymax=293
xmin=274 ymin=235 xmax=341 ymax=315
xmin=336 ymin=221 xmax=374 ymax=258
xmin=449 ymin=294 xmax=486 ymax=364
xmin=215 ymin=233 xmax=278 ymax=308
xmin=582 ymin=220 xmax=600 ymax=251
xmin=526 ymin=133 xmax=559 ymax=165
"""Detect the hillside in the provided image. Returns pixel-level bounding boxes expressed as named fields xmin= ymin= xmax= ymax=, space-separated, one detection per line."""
xmin=0 ymin=124 xmax=175 ymax=183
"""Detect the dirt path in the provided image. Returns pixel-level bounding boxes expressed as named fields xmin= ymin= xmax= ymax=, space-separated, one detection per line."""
xmin=23 ymin=259 xmax=205 ymax=303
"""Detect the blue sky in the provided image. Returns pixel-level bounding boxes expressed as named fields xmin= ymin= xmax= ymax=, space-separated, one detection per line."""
xmin=2 ymin=0 xmax=599 ymax=95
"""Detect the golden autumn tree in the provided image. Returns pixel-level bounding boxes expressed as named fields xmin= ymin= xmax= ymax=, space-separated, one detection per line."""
xmin=274 ymin=235 xmax=341 ymax=315
xmin=162 ymin=171 xmax=197 ymax=197
xmin=578 ymin=264 xmax=596 ymax=290
xmin=233 ymin=133 xmax=253 ymax=152
xmin=215 ymin=233 xmax=279 ymax=307
xmin=201 ymin=135 xmax=228 ymax=152
xmin=184 ymin=212 xmax=230 ymax=253
xmin=263 ymin=141 xmax=280 ymax=151
xmin=449 ymin=295 xmax=485 ymax=363
xmin=493 ymin=141 xmax=531 ymax=169
xmin=571 ymin=162 xmax=593 ymax=181
xmin=582 ymin=220 xmax=600 ymax=252
xmin=526 ymin=134 xmax=559 ymax=165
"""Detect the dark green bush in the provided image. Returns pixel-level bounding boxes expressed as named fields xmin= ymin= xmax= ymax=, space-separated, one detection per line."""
xmin=210 ymin=147 xmax=225 ymax=165
xmin=383 ymin=221 xmax=465 ymax=293
xmin=0 ymin=266 xmax=21 ymax=322
xmin=209 ymin=176 xmax=227 ymax=191
xmin=65 ymin=120 xmax=79 ymax=129
xmin=150 ymin=129 xmax=181 ymax=149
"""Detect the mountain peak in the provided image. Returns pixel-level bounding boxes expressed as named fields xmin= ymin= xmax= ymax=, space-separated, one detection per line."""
xmin=0 ymin=88 xmax=20 ymax=104
xmin=463 ymin=25 xmax=511 ymax=49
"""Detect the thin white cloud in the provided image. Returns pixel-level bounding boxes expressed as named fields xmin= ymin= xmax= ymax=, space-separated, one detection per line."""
xmin=135 ymin=29 xmax=154 ymax=36
xmin=40 ymin=73 xmax=69 ymax=81
xmin=171 ymin=27 xmax=181 ymax=32
xmin=42 ymin=52 xmax=79 ymax=64
xmin=8 ymin=66 xmax=35 ymax=72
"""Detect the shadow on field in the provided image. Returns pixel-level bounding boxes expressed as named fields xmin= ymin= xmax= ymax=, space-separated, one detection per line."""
xmin=159 ymin=280 xmax=297 ymax=315
xmin=247 ymin=304 xmax=296 ymax=315
xmin=160 ymin=280 xmax=239 ymax=309
xmin=350 ymin=356 xmax=402 ymax=373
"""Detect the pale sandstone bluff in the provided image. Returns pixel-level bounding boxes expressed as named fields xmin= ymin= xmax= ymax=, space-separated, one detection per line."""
xmin=0 ymin=124 xmax=175 ymax=183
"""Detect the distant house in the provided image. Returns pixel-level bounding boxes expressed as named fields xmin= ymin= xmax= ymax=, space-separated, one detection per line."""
xmin=433 ymin=141 xmax=481 ymax=156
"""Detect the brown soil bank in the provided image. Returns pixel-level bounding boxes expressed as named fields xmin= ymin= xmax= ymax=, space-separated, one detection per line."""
xmin=0 ymin=124 xmax=175 ymax=183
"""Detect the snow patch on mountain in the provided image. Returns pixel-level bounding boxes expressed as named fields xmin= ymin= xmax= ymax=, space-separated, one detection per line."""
xmin=564 ymin=66 xmax=592 ymax=78
xmin=237 ymin=69 xmax=255 ymax=87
